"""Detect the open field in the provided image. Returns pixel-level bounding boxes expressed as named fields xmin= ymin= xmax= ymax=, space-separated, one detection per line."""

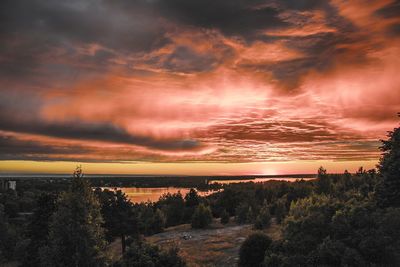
xmin=146 ymin=218 xmax=282 ymax=267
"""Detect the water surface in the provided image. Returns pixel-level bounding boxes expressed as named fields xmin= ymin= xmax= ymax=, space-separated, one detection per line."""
xmin=209 ymin=177 xmax=315 ymax=185
xmin=101 ymin=187 xmax=216 ymax=203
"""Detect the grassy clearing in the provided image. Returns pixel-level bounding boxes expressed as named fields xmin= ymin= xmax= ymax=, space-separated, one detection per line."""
xmin=146 ymin=218 xmax=282 ymax=267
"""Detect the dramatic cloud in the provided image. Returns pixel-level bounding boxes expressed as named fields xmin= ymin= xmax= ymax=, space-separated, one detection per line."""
xmin=0 ymin=0 xmax=399 ymax=171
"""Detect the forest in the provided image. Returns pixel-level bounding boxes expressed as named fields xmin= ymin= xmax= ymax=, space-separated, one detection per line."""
xmin=0 ymin=123 xmax=399 ymax=266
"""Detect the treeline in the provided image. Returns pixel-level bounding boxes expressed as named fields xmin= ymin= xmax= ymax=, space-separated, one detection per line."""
xmin=0 ymin=168 xmax=191 ymax=266
xmin=1 ymin=167 xmax=221 ymax=266
xmin=2 ymin=165 xmax=399 ymax=267
xmin=2 ymin=167 xmax=393 ymax=266
xmin=0 ymin=167 xmax=310 ymax=265
xmin=238 ymin=123 xmax=400 ymax=266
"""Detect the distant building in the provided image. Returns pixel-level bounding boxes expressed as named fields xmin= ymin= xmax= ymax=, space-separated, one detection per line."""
xmin=0 ymin=179 xmax=17 ymax=191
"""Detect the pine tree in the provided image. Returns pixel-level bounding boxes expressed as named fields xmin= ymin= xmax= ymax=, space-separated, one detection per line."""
xmin=41 ymin=167 xmax=107 ymax=266
xmin=316 ymin=166 xmax=331 ymax=194
xmin=191 ymin=204 xmax=212 ymax=229
xmin=97 ymin=189 xmax=138 ymax=253
xmin=377 ymin=117 xmax=400 ymax=208
xmin=22 ymin=193 xmax=57 ymax=267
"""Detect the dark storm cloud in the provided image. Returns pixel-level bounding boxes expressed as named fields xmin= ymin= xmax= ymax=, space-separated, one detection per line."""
xmin=278 ymin=0 xmax=329 ymax=11
xmin=201 ymin=119 xmax=347 ymax=143
xmin=241 ymin=29 xmax=372 ymax=90
xmin=0 ymin=115 xmax=200 ymax=151
xmin=0 ymin=134 xmax=87 ymax=157
xmin=375 ymin=0 xmax=400 ymax=18
xmin=0 ymin=132 xmax=173 ymax=162
xmin=0 ymin=0 xmax=170 ymax=81
xmin=0 ymin=84 xmax=201 ymax=153
xmin=162 ymin=46 xmax=218 ymax=73
xmin=0 ymin=0 xmax=169 ymax=53
xmin=387 ymin=23 xmax=400 ymax=36
xmin=0 ymin=0 xmax=350 ymax=81
xmin=157 ymin=0 xmax=289 ymax=40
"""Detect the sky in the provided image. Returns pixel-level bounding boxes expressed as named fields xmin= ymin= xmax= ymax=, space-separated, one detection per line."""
xmin=0 ymin=0 xmax=399 ymax=175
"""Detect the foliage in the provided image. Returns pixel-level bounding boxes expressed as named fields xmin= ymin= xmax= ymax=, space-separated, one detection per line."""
xmin=315 ymin=166 xmax=332 ymax=194
xmin=273 ymin=197 xmax=287 ymax=224
xmin=191 ymin=204 xmax=212 ymax=229
xmin=263 ymin=179 xmax=400 ymax=266
xmin=151 ymin=208 xmax=166 ymax=234
xmin=135 ymin=203 xmax=166 ymax=236
xmin=120 ymin=240 xmax=186 ymax=267
xmin=239 ymin=232 xmax=272 ymax=267
xmin=96 ymin=189 xmax=138 ymax=253
xmin=235 ymin=203 xmax=255 ymax=224
xmin=215 ymin=188 xmax=243 ymax=215
xmin=183 ymin=189 xmax=200 ymax=223
xmin=21 ymin=193 xmax=57 ymax=267
xmin=41 ymin=167 xmax=107 ymax=266
xmin=254 ymin=204 xmax=271 ymax=230
xmin=158 ymin=192 xmax=185 ymax=227
xmin=0 ymin=204 xmax=17 ymax=263
xmin=220 ymin=209 xmax=230 ymax=224
xmin=284 ymin=194 xmax=340 ymax=255
xmin=377 ymin=120 xmax=400 ymax=208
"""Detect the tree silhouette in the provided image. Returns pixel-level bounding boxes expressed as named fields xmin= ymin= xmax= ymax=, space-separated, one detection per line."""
xmin=41 ymin=167 xmax=107 ymax=266
xmin=377 ymin=114 xmax=400 ymax=208
xmin=97 ymin=189 xmax=138 ymax=253
xmin=191 ymin=204 xmax=212 ymax=229
xmin=22 ymin=193 xmax=57 ymax=267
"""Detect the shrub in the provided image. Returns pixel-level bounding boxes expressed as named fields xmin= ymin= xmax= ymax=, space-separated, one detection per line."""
xmin=239 ymin=233 xmax=272 ymax=267
xmin=274 ymin=198 xmax=287 ymax=224
xmin=121 ymin=241 xmax=186 ymax=267
xmin=235 ymin=203 xmax=254 ymax=224
xmin=191 ymin=204 xmax=212 ymax=229
xmin=254 ymin=206 xmax=271 ymax=230
xmin=220 ymin=209 xmax=230 ymax=225
xmin=151 ymin=209 xmax=166 ymax=234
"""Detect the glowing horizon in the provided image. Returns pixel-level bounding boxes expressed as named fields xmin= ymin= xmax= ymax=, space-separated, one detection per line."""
xmin=0 ymin=0 xmax=399 ymax=175
xmin=0 ymin=159 xmax=379 ymax=176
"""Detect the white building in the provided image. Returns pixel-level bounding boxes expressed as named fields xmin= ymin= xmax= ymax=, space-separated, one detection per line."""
xmin=0 ymin=179 xmax=17 ymax=191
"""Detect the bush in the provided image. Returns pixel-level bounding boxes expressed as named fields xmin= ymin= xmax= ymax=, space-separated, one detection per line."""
xmin=239 ymin=233 xmax=272 ymax=267
xmin=121 ymin=241 xmax=186 ymax=267
xmin=220 ymin=209 xmax=230 ymax=224
xmin=235 ymin=203 xmax=254 ymax=224
xmin=191 ymin=204 xmax=212 ymax=229
xmin=274 ymin=198 xmax=287 ymax=224
xmin=150 ymin=209 xmax=166 ymax=234
xmin=159 ymin=192 xmax=185 ymax=227
xmin=254 ymin=206 xmax=271 ymax=230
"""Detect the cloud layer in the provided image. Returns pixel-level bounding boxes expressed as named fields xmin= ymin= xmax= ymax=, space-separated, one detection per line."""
xmin=0 ymin=0 xmax=399 ymax=165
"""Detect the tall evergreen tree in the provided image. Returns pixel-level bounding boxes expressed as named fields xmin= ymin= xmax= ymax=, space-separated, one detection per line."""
xmin=97 ymin=189 xmax=138 ymax=253
xmin=316 ymin=166 xmax=331 ymax=194
xmin=41 ymin=167 xmax=107 ymax=266
xmin=377 ymin=116 xmax=400 ymax=208
xmin=191 ymin=204 xmax=212 ymax=229
xmin=22 ymin=193 xmax=57 ymax=267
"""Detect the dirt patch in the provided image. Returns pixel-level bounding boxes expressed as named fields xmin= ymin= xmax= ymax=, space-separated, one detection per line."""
xmin=146 ymin=218 xmax=282 ymax=267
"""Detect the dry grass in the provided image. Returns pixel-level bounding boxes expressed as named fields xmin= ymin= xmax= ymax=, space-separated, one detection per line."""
xmin=146 ymin=218 xmax=282 ymax=267
xmin=108 ymin=217 xmax=282 ymax=266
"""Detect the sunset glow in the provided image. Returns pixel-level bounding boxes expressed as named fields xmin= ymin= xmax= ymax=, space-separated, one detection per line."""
xmin=1 ymin=0 xmax=399 ymax=175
